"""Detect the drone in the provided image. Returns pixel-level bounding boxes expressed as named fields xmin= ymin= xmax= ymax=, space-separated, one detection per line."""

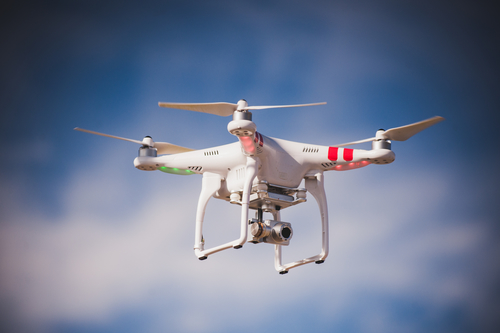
xmin=75 ymin=100 xmax=444 ymax=274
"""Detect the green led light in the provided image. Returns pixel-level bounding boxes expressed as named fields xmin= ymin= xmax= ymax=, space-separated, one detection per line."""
xmin=157 ymin=166 xmax=195 ymax=176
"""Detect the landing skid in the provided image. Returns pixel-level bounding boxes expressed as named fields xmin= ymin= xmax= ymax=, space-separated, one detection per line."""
xmin=193 ymin=164 xmax=329 ymax=273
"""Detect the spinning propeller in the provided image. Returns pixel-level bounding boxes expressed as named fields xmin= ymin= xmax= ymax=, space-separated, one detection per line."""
xmin=158 ymin=99 xmax=327 ymax=116
xmin=73 ymin=127 xmax=194 ymax=154
xmin=334 ymin=116 xmax=444 ymax=147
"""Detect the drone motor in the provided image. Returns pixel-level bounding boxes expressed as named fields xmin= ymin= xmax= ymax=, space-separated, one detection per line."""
xmin=372 ymin=130 xmax=391 ymax=150
xmin=138 ymin=146 xmax=157 ymax=157
xmin=227 ymin=111 xmax=256 ymax=137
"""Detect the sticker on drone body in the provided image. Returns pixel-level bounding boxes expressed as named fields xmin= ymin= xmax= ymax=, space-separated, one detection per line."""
xmin=328 ymin=147 xmax=338 ymax=161
xmin=328 ymin=147 xmax=353 ymax=162
xmin=254 ymin=132 xmax=264 ymax=147
xmin=343 ymin=148 xmax=353 ymax=161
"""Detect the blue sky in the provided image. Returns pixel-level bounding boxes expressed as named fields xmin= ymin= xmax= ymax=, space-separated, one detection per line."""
xmin=1 ymin=1 xmax=499 ymax=332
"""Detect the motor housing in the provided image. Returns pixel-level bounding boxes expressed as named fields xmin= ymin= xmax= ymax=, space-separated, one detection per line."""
xmin=138 ymin=146 xmax=157 ymax=157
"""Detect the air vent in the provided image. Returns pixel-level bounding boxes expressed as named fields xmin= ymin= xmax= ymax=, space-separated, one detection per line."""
xmin=302 ymin=147 xmax=319 ymax=153
xmin=204 ymin=150 xmax=219 ymax=156
xmin=321 ymin=162 xmax=336 ymax=168
xmin=236 ymin=167 xmax=245 ymax=180
xmin=188 ymin=166 xmax=203 ymax=172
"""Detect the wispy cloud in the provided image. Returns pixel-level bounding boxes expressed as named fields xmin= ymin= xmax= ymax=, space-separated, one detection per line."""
xmin=1 ymin=144 xmax=494 ymax=332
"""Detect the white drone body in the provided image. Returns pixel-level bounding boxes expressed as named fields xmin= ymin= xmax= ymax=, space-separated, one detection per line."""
xmin=75 ymin=99 xmax=444 ymax=274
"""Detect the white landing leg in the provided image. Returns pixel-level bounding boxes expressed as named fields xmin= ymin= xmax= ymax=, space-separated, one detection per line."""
xmin=274 ymin=172 xmax=329 ymax=274
xmin=194 ymin=157 xmax=259 ymax=260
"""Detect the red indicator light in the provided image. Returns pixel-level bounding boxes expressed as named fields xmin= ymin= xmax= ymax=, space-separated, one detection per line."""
xmin=332 ymin=161 xmax=371 ymax=171
xmin=240 ymin=136 xmax=256 ymax=154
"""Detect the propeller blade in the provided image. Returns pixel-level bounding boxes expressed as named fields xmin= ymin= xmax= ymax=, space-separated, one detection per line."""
xmin=244 ymin=102 xmax=327 ymax=111
xmin=74 ymin=127 xmax=144 ymax=145
xmin=155 ymin=142 xmax=194 ymax=155
xmin=333 ymin=116 xmax=445 ymax=147
xmin=379 ymin=116 xmax=445 ymax=141
xmin=158 ymin=101 xmax=327 ymax=116
xmin=74 ymin=127 xmax=195 ymax=154
xmin=158 ymin=102 xmax=237 ymax=116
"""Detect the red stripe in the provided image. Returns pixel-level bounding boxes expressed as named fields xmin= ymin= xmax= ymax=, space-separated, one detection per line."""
xmin=328 ymin=147 xmax=338 ymax=161
xmin=343 ymin=148 xmax=353 ymax=161
xmin=255 ymin=132 xmax=263 ymax=147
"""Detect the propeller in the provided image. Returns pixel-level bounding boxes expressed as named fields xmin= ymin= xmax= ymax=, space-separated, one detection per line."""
xmin=158 ymin=100 xmax=327 ymax=117
xmin=74 ymin=127 xmax=194 ymax=154
xmin=334 ymin=116 xmax=445 ymax=147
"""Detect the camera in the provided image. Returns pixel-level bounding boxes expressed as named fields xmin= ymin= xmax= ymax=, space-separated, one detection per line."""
xmin=249 ymin=219 xmax=293 ymax=246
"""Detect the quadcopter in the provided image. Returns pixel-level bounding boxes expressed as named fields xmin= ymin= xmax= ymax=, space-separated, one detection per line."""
xmin=75 ymin=100 xmax=444 ymax=274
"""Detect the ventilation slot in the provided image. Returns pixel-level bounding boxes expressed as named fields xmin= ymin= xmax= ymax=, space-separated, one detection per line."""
xmin=188 ymin=166 xmax=203 ymax=172
xmin=321 ymin=162 xmax=336 ymax=168
xmin=204 ymin=150 xmax=219 ymax=156
xmin=236 ymin=167 xmax=245 ymax=180
xmin=302 ymin=147 xmax=319 ymax=153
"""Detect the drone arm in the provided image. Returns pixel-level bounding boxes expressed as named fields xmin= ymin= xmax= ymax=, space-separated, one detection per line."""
xmin=274 ymin=171 xmax=329 ymax=273
xmin=194 ymin=156 xmax=259 ymax=259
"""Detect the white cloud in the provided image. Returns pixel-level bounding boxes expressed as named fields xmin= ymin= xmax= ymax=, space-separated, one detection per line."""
xmin=1 ymin=144 xmax=492 ymax=333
